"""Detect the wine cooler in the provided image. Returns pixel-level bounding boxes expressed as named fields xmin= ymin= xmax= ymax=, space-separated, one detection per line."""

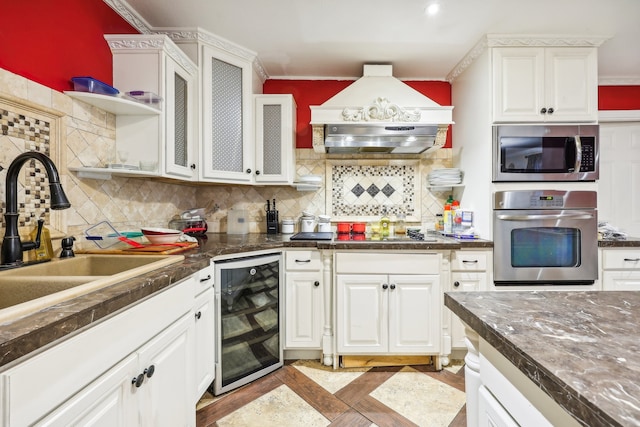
xmin=212 ymin=252 xmax=283 ymax=395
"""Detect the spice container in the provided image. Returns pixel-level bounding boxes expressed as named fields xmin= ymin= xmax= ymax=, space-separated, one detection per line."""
xmin=395 ymin=214 xmax=406 ymax=235
xmin=281 ymin=217 xmax=295 ymax=234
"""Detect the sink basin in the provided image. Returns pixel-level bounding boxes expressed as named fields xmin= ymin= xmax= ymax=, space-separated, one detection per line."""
xmin=0 ymin=255 xmax=184 ymax=323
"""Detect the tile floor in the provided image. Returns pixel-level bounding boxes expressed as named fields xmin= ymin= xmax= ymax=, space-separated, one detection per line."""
xmin=196 ymin=360 xmax=467 ymax=427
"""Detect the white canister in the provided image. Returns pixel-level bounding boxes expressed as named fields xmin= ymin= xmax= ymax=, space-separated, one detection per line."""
xmin=281 ymin=218 xmax=295 ymax=234
xmin=300 ymin=218 xmax=316 ymax=233
xmin=317 ymin=222 xmax=331 ymax=233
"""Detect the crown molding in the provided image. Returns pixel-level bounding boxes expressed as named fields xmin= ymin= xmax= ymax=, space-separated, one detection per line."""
xmin=447 ymin=33 xmax=610 ymax=83
xmin=157 ymin=28 xmax=268 ymax=83
xmin=103 ymin=0 xmax=153 ymax=33
xmin=104 ymin=35 xmax=197 ymax=75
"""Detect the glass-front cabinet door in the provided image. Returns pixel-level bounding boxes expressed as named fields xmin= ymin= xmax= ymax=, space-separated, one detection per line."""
xmin=201 ymin=46 xmax=254 ymax=183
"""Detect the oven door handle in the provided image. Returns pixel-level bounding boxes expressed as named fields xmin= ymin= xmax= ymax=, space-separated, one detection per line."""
xmin=574 ymin=135 xmax=582 ymax=173
xmin=496 ymin=212 xmax=595 ymax=221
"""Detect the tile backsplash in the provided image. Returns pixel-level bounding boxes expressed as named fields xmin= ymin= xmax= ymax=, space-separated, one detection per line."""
xmin=0 ymin=68 xmax=452 ymax=252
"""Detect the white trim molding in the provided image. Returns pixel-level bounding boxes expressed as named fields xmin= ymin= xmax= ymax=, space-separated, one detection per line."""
xmin=448 ymin=33 xmax=610 ymax=83
xmin=598 ymin=110 xmax=640 ymax=122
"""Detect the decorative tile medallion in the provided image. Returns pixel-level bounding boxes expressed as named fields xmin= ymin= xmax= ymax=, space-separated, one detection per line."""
xmin=0 ymin=106 xmax=52 ymax=228
xmin=327 ymin=160 xmax=421 ymax=221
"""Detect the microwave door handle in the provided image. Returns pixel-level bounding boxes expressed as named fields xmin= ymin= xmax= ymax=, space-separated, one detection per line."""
xmin=496 ymin=212 xmax=595 ymax=221
xmin=574 ymin=135 xmax=582 ymax=172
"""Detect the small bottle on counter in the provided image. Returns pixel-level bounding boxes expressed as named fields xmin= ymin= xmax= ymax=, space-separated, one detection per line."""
xmin=395 ymin=213 xmax=406 ymax=235
xmin=443 ymin=203 xmax=453 ymax=234
xmin=380 ymin=208 xmax=390 ymax=237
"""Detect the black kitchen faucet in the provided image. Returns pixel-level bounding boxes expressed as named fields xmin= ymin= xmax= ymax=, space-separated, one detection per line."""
xmin=1 ymin=151 xmax=71 ymax=267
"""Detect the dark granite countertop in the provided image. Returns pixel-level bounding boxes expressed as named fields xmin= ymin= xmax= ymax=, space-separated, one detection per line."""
xmin=0 ymin=232 xmax=483 ymax=370
xmin=598 ymin=236 xmax=640 ymax=247
xmin=444 ymin=291 xmax=640 ymax=427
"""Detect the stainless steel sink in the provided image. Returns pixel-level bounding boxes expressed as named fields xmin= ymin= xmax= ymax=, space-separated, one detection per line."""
xmin=0 ymin=254 xmax=184 ymax=322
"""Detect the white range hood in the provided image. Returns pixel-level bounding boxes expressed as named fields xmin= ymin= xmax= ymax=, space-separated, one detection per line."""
xmin=310 ymin=64 xmax=454 ymax=154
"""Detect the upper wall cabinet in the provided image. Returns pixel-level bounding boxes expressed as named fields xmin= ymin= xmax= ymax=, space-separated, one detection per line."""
xmin=165 ymin=29 xmax=295 ymax=185
xmin=492 ymin=47 xmax=598 ymax=123
xmin=105 ymin=35 xmax=198 ymax=181
xmin=254 ymin=94 xmax=297 ymax=184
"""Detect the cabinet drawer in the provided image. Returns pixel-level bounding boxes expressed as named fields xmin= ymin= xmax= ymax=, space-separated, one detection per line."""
xmin=451 ymin=251 xmax=489 ymax=271
xmin=195 ymin=262 xmax=215 ymax=295
xmin=336 ymin=252 xmax=440 ymax=275
xmin=601 ymin=249 xmax=640 ymax=270
xmin=285 ymin=250 xmax=322 ymax=271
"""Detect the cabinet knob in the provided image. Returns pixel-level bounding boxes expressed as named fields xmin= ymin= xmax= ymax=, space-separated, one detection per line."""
xmin=144 ymin=365 xmax=155 ymax=378
xmin=246 ymin=168 xmax=252 ymax=174
xmin=382 ymin=283 xmax=389 ymax=290
xmin=195 ymin=311 xmax=202 ymax=320
xmin=314 ymin=281 xmax=320 ymax=287
xmin=540 ymin=107 xmax=547 ymax=114
xmin=547 ymin=107 xmax=554 ymax=114
xmin=190 ymin=164 xmax=196 ymax=170
xmin=454 ymin=281 xmax=460 ymax=287
xmin=389 ymin=283 xmax=396 ymax=290
xmin=256 ymin=170 xmax=261 ymax=175
xmin=132 ymin=374 xmax=144 ymax=388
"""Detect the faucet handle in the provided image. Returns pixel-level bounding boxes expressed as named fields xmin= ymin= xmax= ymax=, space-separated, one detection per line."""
xmin=22 ymin=219 xmax=44 ymax=251
xmin=60 ymin=237 xmax=76 ymax=258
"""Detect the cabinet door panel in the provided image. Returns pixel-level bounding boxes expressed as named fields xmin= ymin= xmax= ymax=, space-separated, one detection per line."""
xmin=544 ymin=48 xmax=597 ymax=122
xmin=36 ymin=355 xmax=138 ymax=427
xmin=388 ymin=275 xmax=440 ymax=354
xmin=602 ymin=271 xmax=640 ymax=291
xmin=337 ymin=275 xmax=387 ymax=353
xmin=164 ymin=57 xmax=196 ymax=179
xmin=493 ymin=48 xmax=545 ymax=122
xmin=138 ymin=313 xmax=194 ymax=427
xmin=201 ymin=46 xmax=253 ymax=183
xmin=254 ymin=95 xmax=296 ymax=184
xmin=194 ymin=288 xmax=216 ymax=401
xmin=285 ymin=272 xmax=322 ymax=348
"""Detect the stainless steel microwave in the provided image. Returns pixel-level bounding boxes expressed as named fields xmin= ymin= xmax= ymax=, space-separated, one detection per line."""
xmin=493 ymin=124 xmax=599 ymax=182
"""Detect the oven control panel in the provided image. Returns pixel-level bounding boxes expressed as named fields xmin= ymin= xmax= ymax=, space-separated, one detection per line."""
xmin=529 ymin=195 xmax=565 ymax=208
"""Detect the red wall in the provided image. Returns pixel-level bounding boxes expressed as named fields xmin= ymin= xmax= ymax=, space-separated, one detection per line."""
xmin=599 ymin=86 xmax=640 ymax=110
xmin=264 ymin=79 xmax=454 ymax=148
xmin=0 ymin=1 xmax=637 ymax=146
xmin=0 ymin=0 xmax=138 ymax=92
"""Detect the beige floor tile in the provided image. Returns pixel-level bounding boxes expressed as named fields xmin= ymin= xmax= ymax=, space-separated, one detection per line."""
xmin=217 ymin=384 xmax=330 ymax=427
xmin=292 ymin=360 xmax=369 ymax=394
xmin=369 ymin=366 xmax=465 ymax=427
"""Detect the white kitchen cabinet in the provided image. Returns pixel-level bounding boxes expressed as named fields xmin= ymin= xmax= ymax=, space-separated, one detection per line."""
xmin=450 ymin=250 xmax=491 ymax=349
xmin=335 ymin=252 xmax=441 ymax=355
xmin=254 ymin=94 xmax=297 ymax=184
xmin=0 ymin=271 xmax=203 ymax=426
xmin=600 ymin=248 xmax=640 ymax=290
xmin=193 ymin=263 xmax=215 ymax=400
xmin=284 ymin=250 xmax=323 ymax=349
xmin=106 ymin=34 xmax=199 ymax=180
xmin=478 ymin=386 xmax=519 ymax=427
xmin=492 ymin=47 xmax=597 ymax=122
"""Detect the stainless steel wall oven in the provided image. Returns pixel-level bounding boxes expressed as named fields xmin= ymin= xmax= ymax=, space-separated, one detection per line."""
xmin=493 ymin=190 xmax=598 ymax=286
xmin=212 ymin=252 xmax=283 ymax=395
xmin=493 ymin=124 xmax=599 ymax=182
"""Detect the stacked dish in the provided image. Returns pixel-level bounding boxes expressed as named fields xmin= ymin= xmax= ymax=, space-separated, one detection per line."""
xmin=427 ymin=168 xmax=462 ymax=186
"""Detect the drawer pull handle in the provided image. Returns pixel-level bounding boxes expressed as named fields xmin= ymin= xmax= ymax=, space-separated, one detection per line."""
xmin=195 ymin=311 xmax=202 ymax=320
xmin=462 ymin=260 xmax=479 ymax=264
xmin=295 ymin=259 xmax=311 ymax=263
xmin=200 ymin=274 xmax=212 ymax=282
xmin=623 ymin=258 xmax=640 ymax=262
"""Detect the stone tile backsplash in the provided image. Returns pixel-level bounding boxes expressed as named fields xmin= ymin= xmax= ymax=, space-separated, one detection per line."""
xmin=0 ymin=68 xmax=452 ymax=251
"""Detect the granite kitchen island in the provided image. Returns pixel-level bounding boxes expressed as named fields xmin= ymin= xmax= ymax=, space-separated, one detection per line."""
xmin=445 ymin=291 xmax=640 ymax=427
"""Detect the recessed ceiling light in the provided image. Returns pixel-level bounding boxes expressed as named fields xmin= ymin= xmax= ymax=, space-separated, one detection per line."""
xmin=425 ymin=3 xmax=440 ymax=15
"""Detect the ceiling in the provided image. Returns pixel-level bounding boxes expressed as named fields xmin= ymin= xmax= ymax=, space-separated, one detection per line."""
xmin=114 ymin=0 xmax=640 ymax=83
